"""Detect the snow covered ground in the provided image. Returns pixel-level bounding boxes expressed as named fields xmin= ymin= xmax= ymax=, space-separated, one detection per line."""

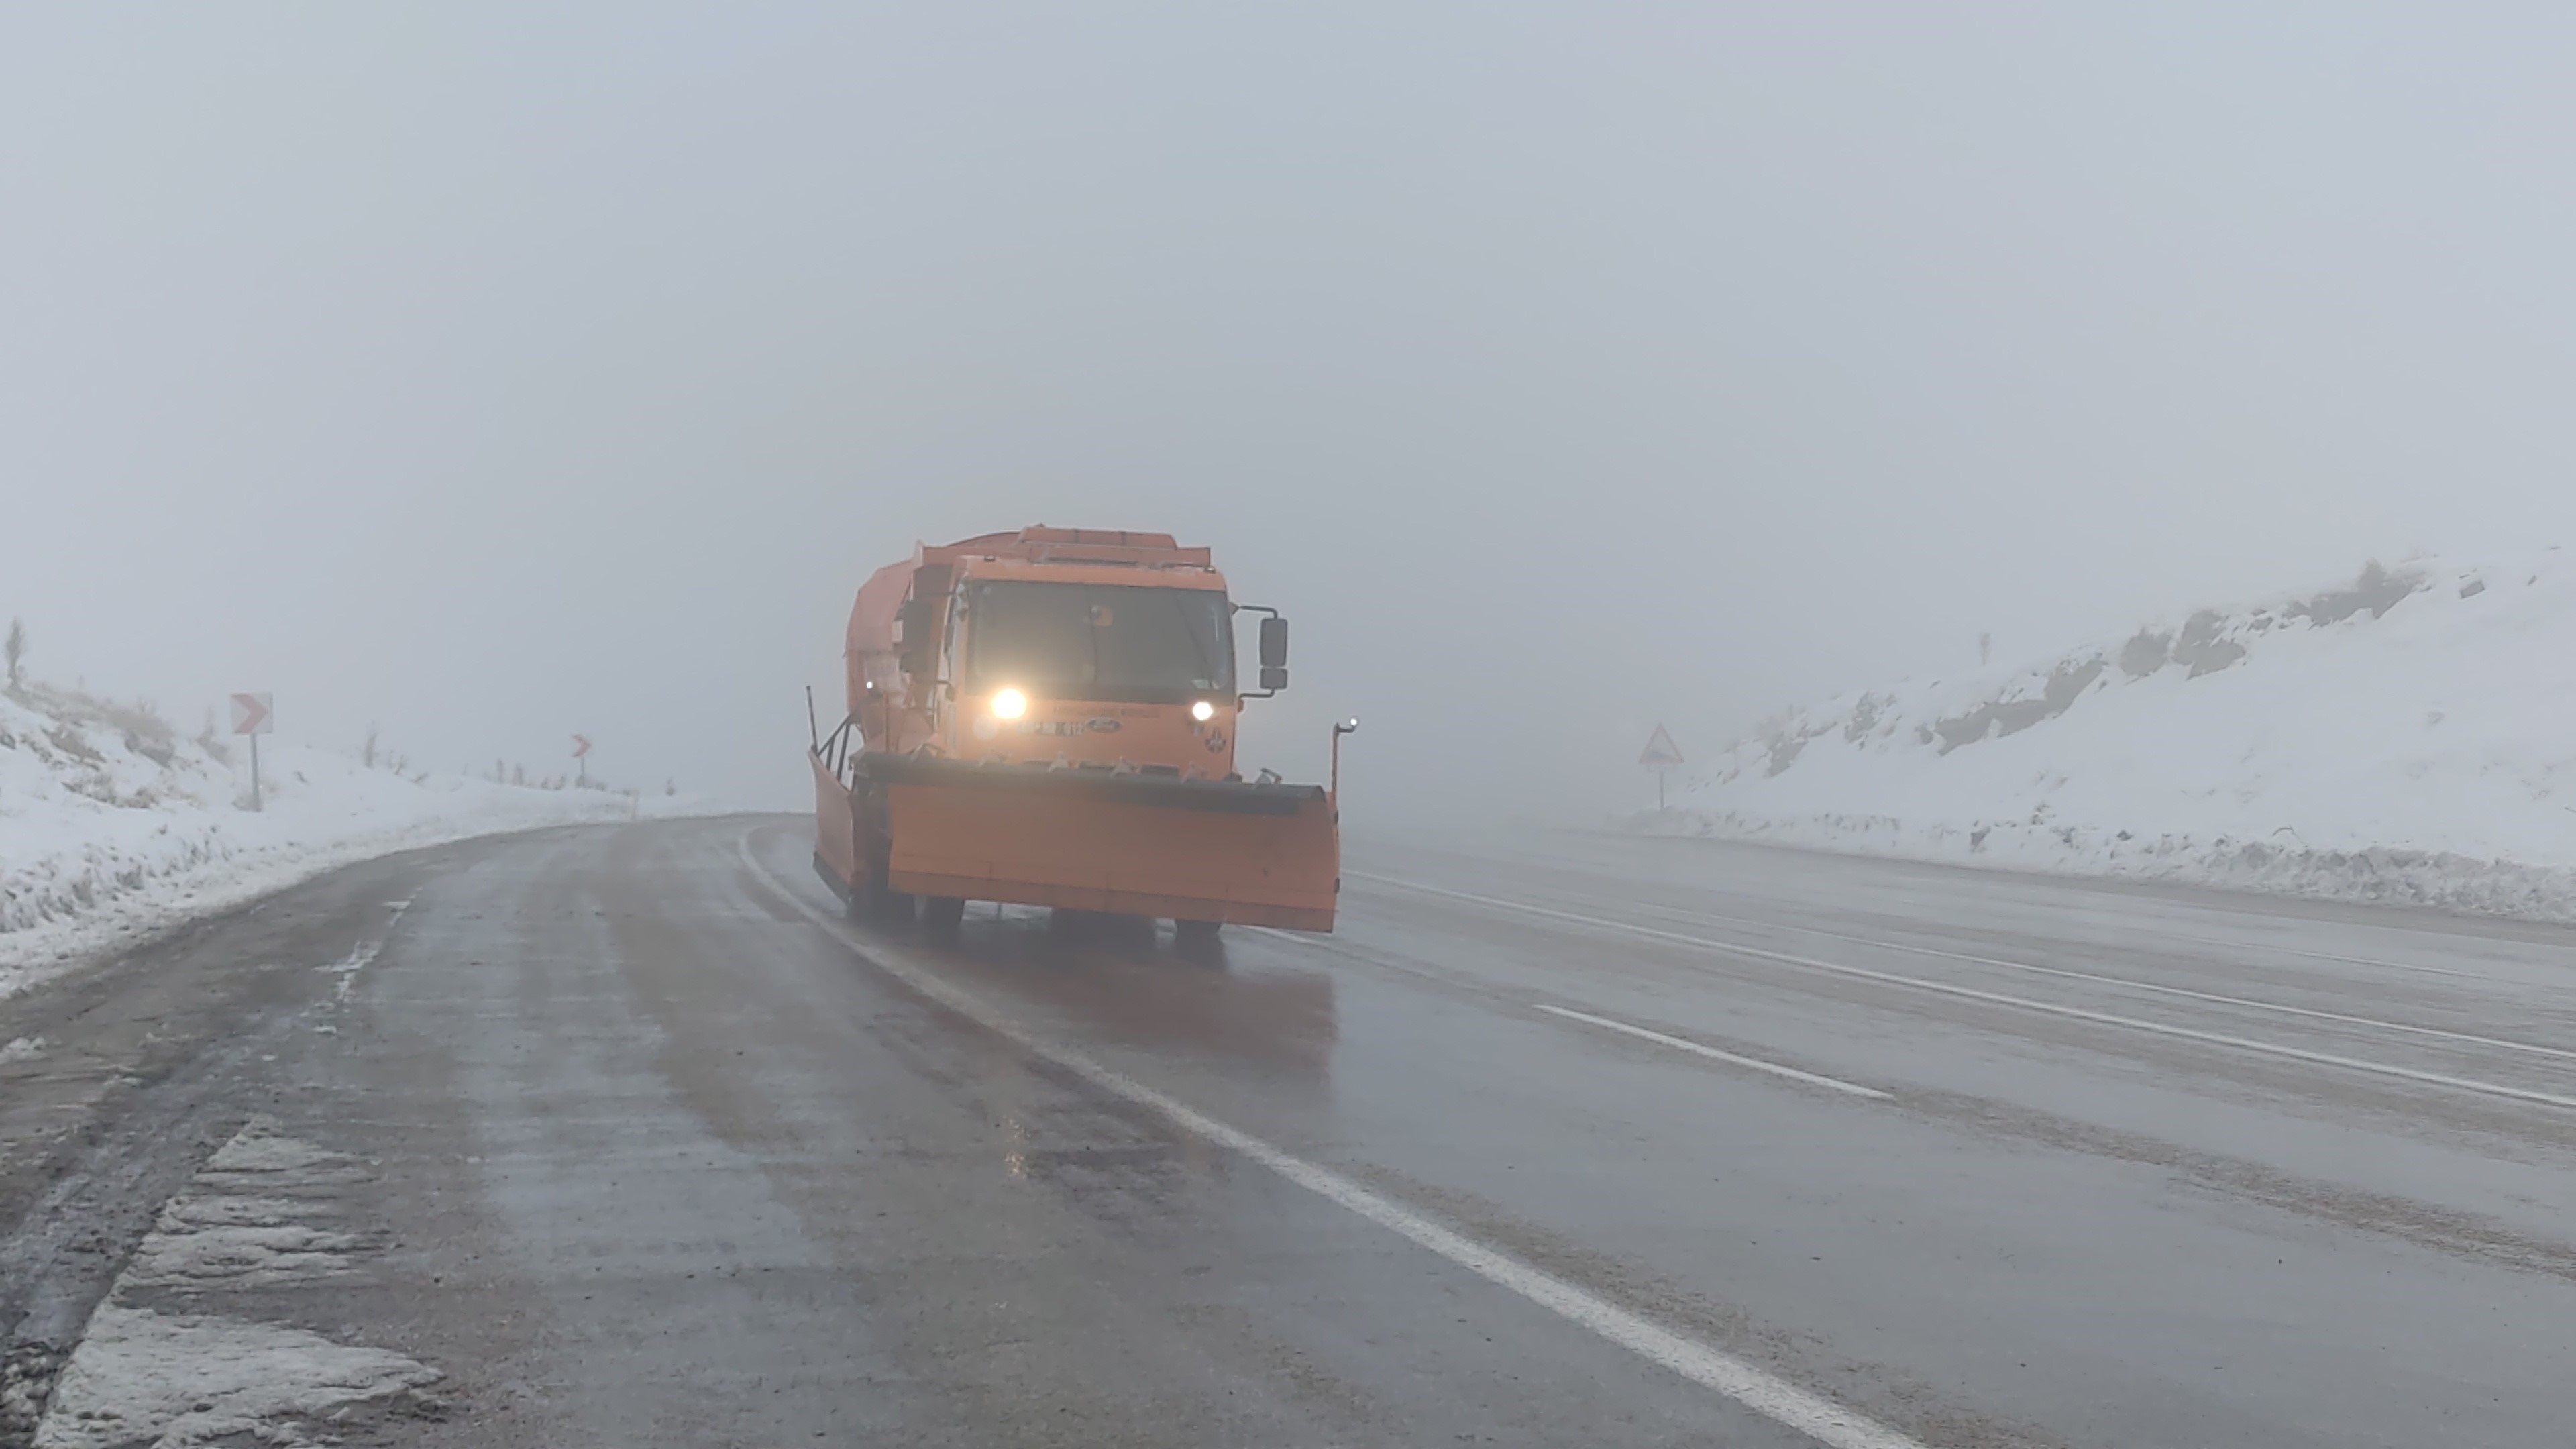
xmin=0 ymin=683 xmax=727 ymax=997
xmin=1638 ymin=550 xmax=2576 ymax=920
xmin=33 ymin=1119 xmax=443 ymax=1448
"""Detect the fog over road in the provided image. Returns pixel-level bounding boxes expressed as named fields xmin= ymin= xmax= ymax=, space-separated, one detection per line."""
xmin=5 ymin=817 xmax=2573 ymax=1447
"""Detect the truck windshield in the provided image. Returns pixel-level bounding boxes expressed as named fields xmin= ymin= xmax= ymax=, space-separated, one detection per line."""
xmin=963 ymin=581 xmax=1234 ymax=702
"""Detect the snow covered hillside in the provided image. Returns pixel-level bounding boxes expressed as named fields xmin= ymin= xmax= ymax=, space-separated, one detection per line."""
xmin=1642 ymin=551 xmax=2576 ymax=919
xmin=1 ymin=683 xmax=726 ymax=995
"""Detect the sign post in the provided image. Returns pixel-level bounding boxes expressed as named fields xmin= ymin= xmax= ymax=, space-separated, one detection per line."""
xmin=1638 ymin=723 xmax=1684 ymax=810
xmin=231 ymin=693 xmax=274 ymax=811
xmin=572 ymin=734 xmax=592 ymax=788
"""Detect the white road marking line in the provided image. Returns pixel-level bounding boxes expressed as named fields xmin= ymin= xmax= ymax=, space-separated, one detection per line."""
xmin=1565 ymin=890 xmax=2576 ymax=1067
xmin=2157 ymin=930 xmax=2506 ymax=985
xmin=1355 ymin=875 xmax=2576 ymax=1113
xmin=1532 ymin=1005 xmax=1889 ymax=1099
xmin=2133 ymin=922 xmax=2576 ymax=993
xmin=1575 ymin=830 xmax=2576 ymax=963
xmin=738 ymin=837 xmax=1927 ymax=1449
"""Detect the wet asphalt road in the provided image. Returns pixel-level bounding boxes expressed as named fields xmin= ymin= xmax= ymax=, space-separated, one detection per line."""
xmin=7 ymin=815 xmax=2576 ymax=1446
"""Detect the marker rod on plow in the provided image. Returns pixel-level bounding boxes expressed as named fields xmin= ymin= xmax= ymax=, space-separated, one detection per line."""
xmin=1331 ymin=717 xmax=1359 ymax=820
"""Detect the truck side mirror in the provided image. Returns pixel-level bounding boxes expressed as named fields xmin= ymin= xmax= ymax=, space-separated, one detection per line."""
xmin=1260 ymin=666 xmax=1288 ymax=692
xmin=1258 ymin=616 xmax=1289 ymax=669
xmin=898 ymin=598 xmax=933 ymax=677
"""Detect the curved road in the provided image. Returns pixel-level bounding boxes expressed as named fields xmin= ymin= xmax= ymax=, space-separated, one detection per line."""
xmin=5 ymin=816 xmax=2575 ymax=1446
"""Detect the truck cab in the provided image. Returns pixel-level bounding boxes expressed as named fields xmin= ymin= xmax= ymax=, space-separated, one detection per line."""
xmin=814 ymin=527 xmax=1334 ymax=935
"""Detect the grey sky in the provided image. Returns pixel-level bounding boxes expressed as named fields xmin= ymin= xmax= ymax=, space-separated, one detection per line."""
xmin=7 ymin=6 xmax=2576 ymax=821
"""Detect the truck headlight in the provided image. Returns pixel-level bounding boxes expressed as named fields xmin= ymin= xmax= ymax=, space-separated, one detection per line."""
xmin=1190 ymin=700 xmax=1216 ymax=722
xmin=991 ymin=688 xmax=1028 ymax=720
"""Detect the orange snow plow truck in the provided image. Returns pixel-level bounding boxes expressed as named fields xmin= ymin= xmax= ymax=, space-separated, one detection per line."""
xmin=810 ymin=527 xmax=1344 ymax=937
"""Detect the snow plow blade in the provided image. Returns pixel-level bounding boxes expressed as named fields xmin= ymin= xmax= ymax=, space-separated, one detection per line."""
xmin=870 ymin=756 xmax=1340 ymax=932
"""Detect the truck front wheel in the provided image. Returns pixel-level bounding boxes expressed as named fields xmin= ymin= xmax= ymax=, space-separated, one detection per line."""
xmin=851 ymin=853 xmax=912 ymax=923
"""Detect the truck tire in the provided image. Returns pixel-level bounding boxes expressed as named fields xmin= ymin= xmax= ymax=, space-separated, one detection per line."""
xmin=848 ymin=779 xmax=910 ymax=922
xmin=1173 ymin=918 xmax=1223 ymax=945
xmin=841 ymin=859 xmax=875 ymax=922
xmin=921 ymin=896 xmax=967 ymax=934
xmin=850 ymin=854 xmax=912 ymax=923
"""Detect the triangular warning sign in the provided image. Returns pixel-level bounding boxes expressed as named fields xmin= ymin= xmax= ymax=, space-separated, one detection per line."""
xmin=1638 ymin=724 xmax=1683 ymax=767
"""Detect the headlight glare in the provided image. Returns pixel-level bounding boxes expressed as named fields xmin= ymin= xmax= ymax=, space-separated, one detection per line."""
xmin=991 ymin=687 xmax=1028 ymax=720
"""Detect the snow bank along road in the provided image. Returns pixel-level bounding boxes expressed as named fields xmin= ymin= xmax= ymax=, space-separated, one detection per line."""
xmin=6 ymin=819 xmax=2576 ymax=1446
